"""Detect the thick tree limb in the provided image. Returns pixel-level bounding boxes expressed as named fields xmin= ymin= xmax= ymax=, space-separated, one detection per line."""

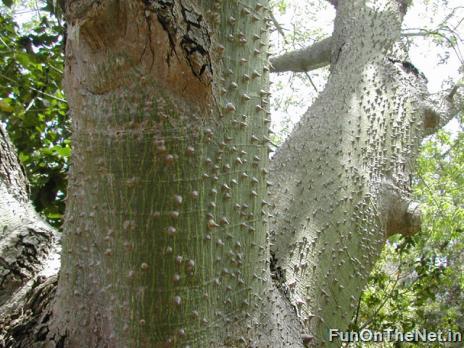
xmin=422 ymin=81 xmax=464 ymax=136
xmin=378 ymin=180 xmax=421 ymax=237
xmin=0 ymin=124 xmax=59 ymax=344
xmin=270 ymin=37 xmax=332 ymax=73
xmin=326 ymin=0 xmax=338 ymax=7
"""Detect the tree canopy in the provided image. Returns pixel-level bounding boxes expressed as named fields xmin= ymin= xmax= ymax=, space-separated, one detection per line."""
xmin=0 ymin=0 xmax=68 ymax=227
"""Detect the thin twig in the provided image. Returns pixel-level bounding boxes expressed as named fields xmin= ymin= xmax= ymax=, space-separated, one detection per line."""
xmin=304 ymin=72 xmax=318 ymax=92
xmin=270 ymin=12 xmax=287 ymax=42
xmin=0 ymin=72 xmax=67 ymax=104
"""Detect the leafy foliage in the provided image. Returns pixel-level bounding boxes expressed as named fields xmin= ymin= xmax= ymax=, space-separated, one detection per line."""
xmin=0 ymin=2 xmax=68 ymax=227
xmin=353 ymin=114 xmax=464 ymax=347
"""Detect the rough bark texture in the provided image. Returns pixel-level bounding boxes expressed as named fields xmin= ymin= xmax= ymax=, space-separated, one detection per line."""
xmin=1 ymin=0 xmax=462 ymax=347
xmin=0 ymin=127 xmax=29 ymax=203
xmin=47 ymin=0 xmax=303 ymax=347
xmin=0 ymin=124 xmax=59 ymax=347
xmin=268 ymin=1 xmax=434 ymax=346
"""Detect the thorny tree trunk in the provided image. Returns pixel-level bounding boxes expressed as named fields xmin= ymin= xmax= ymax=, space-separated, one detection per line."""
xmin=269 ymin=0 xmax=462 ymax=345
xmin=47 ymin=0 xmax=301 ymax=347
xmin=269 ymin=0 xmax=421 ymax=344
xmin=0 ymin=0 xmax=462 ymax=347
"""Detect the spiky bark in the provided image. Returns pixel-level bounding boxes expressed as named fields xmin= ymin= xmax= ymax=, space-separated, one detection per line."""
xmin=45 ymin=0 xmax=304 ymax=347
xmin=1 ymin=0 xmax=463 ymax=347
xmin=268 ymin=0 xmax=456 ymax=346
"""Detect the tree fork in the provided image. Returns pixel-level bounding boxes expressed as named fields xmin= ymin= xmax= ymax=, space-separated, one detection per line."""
xmin=268 ymin=1 xmax=434 ymax=345
xmin=1 ymin=0 xmax=462 ymax=347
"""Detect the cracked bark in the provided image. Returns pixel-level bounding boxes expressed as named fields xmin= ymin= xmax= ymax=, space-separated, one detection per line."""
xmin=0 ymin=124 xmax=59 ymax=347
xmin=46 ymin=0 xmax=302 ymax=347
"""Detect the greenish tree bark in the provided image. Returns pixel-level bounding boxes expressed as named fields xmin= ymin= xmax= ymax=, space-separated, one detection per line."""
xmin=1 ymin=0 xmax=463 ymax=347
xmin=47 ymin=0 xmax=302 ymax=347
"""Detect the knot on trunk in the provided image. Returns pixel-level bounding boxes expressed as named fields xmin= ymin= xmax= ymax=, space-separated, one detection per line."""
xmin=378 ymin=180 xmax=421 ymax=238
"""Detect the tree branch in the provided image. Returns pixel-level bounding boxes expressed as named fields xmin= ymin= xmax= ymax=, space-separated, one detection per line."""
xmin=378 ymin=180 xmax=421 ymax=237
xmin=270 ymin=12 xmax=287 ymax=41
xmin=270 ymin=37 xmax=332 ymax=73
xmin=401 ymin=28 xmax=464 ymax=64
xmin=422 ymin=81 xmax=464 ymax=136
xmin=0 ymin=123 xmax=59 ymax=324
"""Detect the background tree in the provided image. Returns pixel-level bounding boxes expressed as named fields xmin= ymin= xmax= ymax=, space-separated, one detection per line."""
xmin=269 ymin=1 xmax=464 ymax=345
xmin=0 ymin=1 xmax=68 ymax=228
xmin=0 ymin=0 xmax=463 ymax=347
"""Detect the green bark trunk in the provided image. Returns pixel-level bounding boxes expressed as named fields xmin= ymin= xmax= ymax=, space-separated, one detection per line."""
xmin=50 ymin=0 xmax=292 ymax=346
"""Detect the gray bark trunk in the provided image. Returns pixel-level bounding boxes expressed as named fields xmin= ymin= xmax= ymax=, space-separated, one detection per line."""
xmin=0 ymin=124 xmax=59 ymax=347
xmin=268 ymin=0 xmax=437 ymax=346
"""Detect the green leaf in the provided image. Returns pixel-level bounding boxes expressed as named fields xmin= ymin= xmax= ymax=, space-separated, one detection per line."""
xmin=0 ymin=98 xmax=14 ymax=113
xmin=2 ymin=0 xmax=14 ymax=8
xmin=53 ymin=145 xmax=71 ymax=158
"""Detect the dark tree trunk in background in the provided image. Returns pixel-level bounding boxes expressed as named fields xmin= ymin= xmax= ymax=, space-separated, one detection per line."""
xmin=0 ymin=125 xmax=58 ymax=347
